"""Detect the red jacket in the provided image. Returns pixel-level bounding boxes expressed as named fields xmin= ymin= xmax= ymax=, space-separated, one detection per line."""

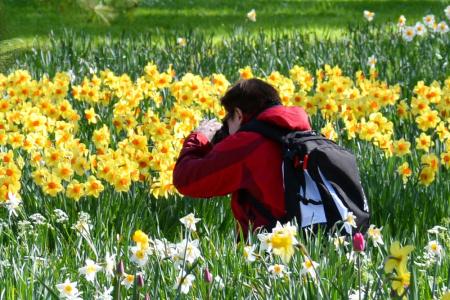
xmin=173 ymin=105 xmax=311 ymax=235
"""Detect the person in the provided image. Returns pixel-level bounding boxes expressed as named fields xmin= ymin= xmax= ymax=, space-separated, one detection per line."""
xmin=173 ymin=78 xmax=311 ymax=238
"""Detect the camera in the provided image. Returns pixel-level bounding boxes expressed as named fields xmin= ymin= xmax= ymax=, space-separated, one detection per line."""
xmin=211 ymin=119 xmax=230 ymax=145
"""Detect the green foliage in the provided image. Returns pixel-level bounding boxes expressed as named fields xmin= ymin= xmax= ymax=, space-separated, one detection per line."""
xmin=2 ymin=0 xmax=448 ymax=41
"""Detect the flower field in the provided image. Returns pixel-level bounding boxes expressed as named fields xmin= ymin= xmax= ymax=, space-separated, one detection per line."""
xmin=1 ymin=8 xmax=450 ymax=300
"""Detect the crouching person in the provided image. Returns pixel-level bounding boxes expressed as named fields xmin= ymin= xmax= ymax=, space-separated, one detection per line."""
xmin=173 ymin=78 xmax=311 ymax=238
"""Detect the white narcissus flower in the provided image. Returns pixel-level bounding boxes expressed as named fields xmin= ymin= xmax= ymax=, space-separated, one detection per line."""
xmin=446 ymin=6 xmax=450 ymax=20
xmin=104 ymin=252 xmax=116 ymax=277
xmin=367 ymin=55 xmax=377 ymax=69
xmin=423 ymin=15 xmax=435 ymax=28
xmin=78 ymin=259 xmax=102 ymax=282
xmin=398 ymin=15 xmax=406 ymax=27
xmin=268 ymin=221 xmax=299 ymax=263
xmin=268 ymin=264 xmax=289 ymax=278
xmin=176 ymin=239 xmax=202 ymax=264
xmin=348 ymin=289 xmax=366 ymax=300
xmin=300 ymin=257 xmax=320 ymax=280
xmin=176 ymin=37 xmax=187 ymax=47
xmin=415 ymin=22 xmax=427 ymax=36
xmin=56 ymin=279 xmax=82 ymax=299
xmin=243 ymin=244 xmax=257 ymax=262
xmin=425 ymin=240 xmax=443 ymax=261
xmin=95 ymin=287 xmax=113 ymax=300
xmin=367 ymin=224 xmax=384 ymax=246
xmin=363 ymin=10 xmax=375 ymax=22
xmin=402 ymin=26 xmax=416 ymax=42
xmin=174 ymin=270 xmax=195 ymax=294
xmin=54 ymin=208 xmax=69 ymax=223
xmin=214 ymin=275 xmax=225 ymax=289
xmin=121 ymin=273 xmax=135 ymax=289
xmin=131 ymin=246 xmax=148 ymax=267
xmin=437 ymin=21 xmax=449 ymax=34
xmin=332 ymin=235 xmax=349 ymax=250
xmin=5 ymin=192 xmax=21 ymax=217
xmin=427 ymin=225 xmax=447 ymax=235
xmin=179 ymin=213 xmax=201 ymax=231
xmin=343 ymin=212 xmax=357 ymax=234
xmin=247 ymin=9 xmax=256 ymax=22
xmin=257 ymin=232 xmax=272 ymax=253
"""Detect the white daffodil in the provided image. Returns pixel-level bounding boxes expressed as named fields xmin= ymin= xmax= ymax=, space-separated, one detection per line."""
xmin=29 ymin=213 xmax=46 ymax=225
xmin=268 ymin=264 xmax=289 ymax=278
xmin=176 ymin=239 xmax=202 ymax=264
xmin=131 ymin=246 xmax=149 ymax=267
xmin=300 ymin=257 xmax=319 ymax=280
xmin=363 ymin=10 xmax=375 ymax=22
xmin=415 ymin=22 xmax=427 ymax=36
xmin=176 ymin=37 xmax=187 ymax=47
xmin=247 ymin=9 xmax=256 ymax=22
xmin=95 ymin=287 xmax=113 ymax=300
xmin=346 ymin=250 xmax=368 ymax=264
xmin=56 ymin=279 xmax=82 ymax=299
xmin=174 ymin=270 xmax=195 ymax=294
xmin=437 ymin=21 xmax=449 ymax=34
xmin=104 ymin=252 xmax=116 ymax=277
xmin=343 ymin=212 xmax=357 ymax=234
xmin=54 ymin=208 xmax=69 ymax=223
xmin=425 ymin=240 xmax=443 ymax=261
xmin=367 ymin=55 xmax=377 ymax=69
xmin=446 ymin=6 xmax=450 ymax=20
xmin=151 ymin=238 xmax=168 ymax=258
xmin=78 ymin=259 xmax=102 ymax=282
xmin=214 ymin=275 xmax=225 ymax=289
xmin=5 ymin=192 xmax=21 ymax=217
xmin=332 ymin=235 xmax=349 ymax=250
xmin=423 ymin=15 xmax=435 ymax=28
xmin=427 ymin=225 xmax=447 ymax=235
xmin=268 ymin=221 xmax=299 ymax=263
xmin=179 ymin=213 xmax=201 ymax=231
xmin=402 ymin=26 xmax=416 ymax=41
xmin=243 ymin=244 xmax=257 ymax=262
xmin=397 ymin=15 xmax=406 ymax=27
xmin=73 ymin=212 xmax=92 ymax=235
xmin=121 ymin=273 xmax=135 ymax=289
xmin=348 ymin=289 xmax=366 ymax=300
xmin=257 ymin=232 xmax=272 ymax=253
xmin=367 ymin=224 xmax=384 ymax=246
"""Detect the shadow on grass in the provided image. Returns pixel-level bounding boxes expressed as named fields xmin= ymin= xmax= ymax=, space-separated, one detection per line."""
xmin=2 ymin=0 xmax=447 ymax=41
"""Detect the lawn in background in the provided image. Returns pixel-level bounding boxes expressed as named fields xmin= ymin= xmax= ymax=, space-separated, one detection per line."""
xmin=1 ymin=0 xmax=448 ymax=41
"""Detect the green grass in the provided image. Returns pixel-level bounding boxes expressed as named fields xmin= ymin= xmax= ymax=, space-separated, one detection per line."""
xmin=1 ymin=0 xmax=448 ymax=41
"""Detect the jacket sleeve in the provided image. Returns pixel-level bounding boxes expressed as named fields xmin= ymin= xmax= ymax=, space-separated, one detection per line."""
xmin=173 ymin=131 xmax=262 ymax=198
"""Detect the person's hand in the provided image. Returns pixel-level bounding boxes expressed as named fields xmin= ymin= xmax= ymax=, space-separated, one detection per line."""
xmin=194 ymin=119 xmax=223 ymax=142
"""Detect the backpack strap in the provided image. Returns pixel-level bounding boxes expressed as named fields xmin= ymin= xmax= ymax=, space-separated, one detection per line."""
xmin=239 ymin=120 xmax=289 ymax=144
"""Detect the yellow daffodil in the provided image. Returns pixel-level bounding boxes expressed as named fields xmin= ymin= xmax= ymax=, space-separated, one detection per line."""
xmin=384 ymin=241 xmax=414 ymax=274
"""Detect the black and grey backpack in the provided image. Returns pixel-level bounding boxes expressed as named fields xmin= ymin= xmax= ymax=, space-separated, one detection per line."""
xmin=239 ymin=119 xmax=370 ymax=234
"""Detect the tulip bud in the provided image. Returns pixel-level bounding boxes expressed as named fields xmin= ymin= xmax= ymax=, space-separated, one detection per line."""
xmin=137 ymin=273 xmax=145 ymax=288
xmin=203 ymin=267 xmax=213 ymax=283
xmin=353 ymin=232 xmax=365 ymax=252
xmin=145 ymin=294 xmax=150 ymax=300
xmin=116 ymin=260 xmax=125 ymax=275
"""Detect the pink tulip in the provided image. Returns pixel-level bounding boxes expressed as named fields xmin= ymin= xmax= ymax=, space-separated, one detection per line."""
xmin=203 ymin=267 xmax=213 ymax=283
xmin=353 ymin=232 xmax=365 ymax=252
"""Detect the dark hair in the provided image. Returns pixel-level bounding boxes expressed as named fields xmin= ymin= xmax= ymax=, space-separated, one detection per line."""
xmin=220 ymin=78 xmax=281 ymax=118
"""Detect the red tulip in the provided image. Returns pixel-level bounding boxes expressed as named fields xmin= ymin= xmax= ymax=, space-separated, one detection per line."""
xmin=353 ymin=232 xmax=365 ymax=252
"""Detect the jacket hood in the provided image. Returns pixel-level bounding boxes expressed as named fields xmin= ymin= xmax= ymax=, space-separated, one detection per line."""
xmin=256 ymin=105 xmax=311 ymax=131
